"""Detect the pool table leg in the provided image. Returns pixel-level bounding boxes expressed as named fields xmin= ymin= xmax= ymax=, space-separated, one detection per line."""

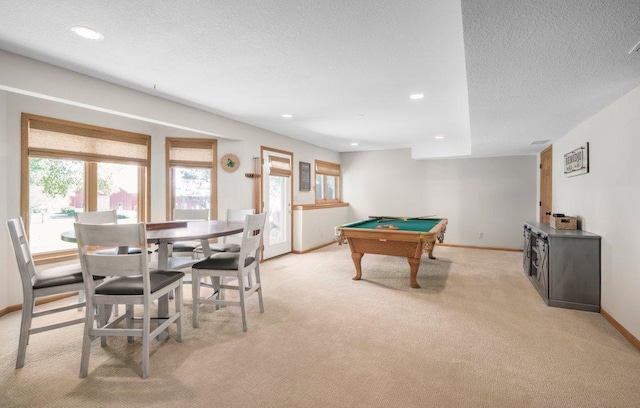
xmin=408 ymin=257 xmax=421 ymax=288
xmin=351 ymin=252 xmax=363 ymax=281
xmin=425 ymin=239 xmax=437 ymax=260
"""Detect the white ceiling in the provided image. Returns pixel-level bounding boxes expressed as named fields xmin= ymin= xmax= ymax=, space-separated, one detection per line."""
xmin=0 ymin=0 xmax=638 ymax=159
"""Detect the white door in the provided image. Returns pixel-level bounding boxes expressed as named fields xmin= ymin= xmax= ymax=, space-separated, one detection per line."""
xmin=262 ymin=149 xmax=292 ymax=259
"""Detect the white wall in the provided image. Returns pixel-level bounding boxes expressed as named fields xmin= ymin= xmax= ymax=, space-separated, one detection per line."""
xmin=293 ymin=206 xmax=349 ymax=252
xmin=341 ymin=149 xmax=538 ymax=249
xmin=552 ymin=84 xmax=640 ymax=340
xmin=0 ymin=52 xmax=339 ymax=309
xmin=0 ymin=90 xmax=8 ymax=309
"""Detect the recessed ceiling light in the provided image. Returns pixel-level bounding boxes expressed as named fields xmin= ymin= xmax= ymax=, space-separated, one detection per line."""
xmin=282 ymin=114 xmax=293 ymax=118
xmin=71 ymin=26 xmax=104 ymax=40
xmin=351 ymin=142 xmax=359 ymax=146
xmin=409 ymin=93 xmax=424 ymax=100
xmin=434 ymin=135 xmax=445 ymax=140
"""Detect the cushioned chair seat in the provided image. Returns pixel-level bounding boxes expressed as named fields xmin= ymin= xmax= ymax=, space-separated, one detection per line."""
xmin=193 ymin=253 xmax=255 ymax=271
xmin=172 ymin=241 xmax=201 ymax=252
xmin=208 ymin=242 xmax=241 ymax=253
xmin=95 ymin=270 xmax=185 ymax=295
xmin=96 ymin=247 xmax=144 ymax=255
xmin=34 ymin=269 xmax=102 ymax=290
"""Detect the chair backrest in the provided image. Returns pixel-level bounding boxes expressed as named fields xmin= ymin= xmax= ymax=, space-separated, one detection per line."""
xmin=6 ymin=217 xmax=37 ymax=291
xmin=75 ymin=210 xmax=118 ymax=224
xmin=75 ymin=223 xmax=150 ymax=293
xmin=238 ymin=213 xmax=267 ymax=268
xmin=224 ymin=208 xmax=255 ymax=244
xmin=173 ymin=208 xmax=210 ymax=221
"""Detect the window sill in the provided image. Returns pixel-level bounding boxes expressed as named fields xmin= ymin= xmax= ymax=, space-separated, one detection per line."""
xmin=33 ymin=250 xmax=78 ymax=266
xmin=293 ymin=202 xmax=349 ymax=211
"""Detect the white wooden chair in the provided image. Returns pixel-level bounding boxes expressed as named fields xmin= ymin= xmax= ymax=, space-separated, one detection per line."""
xmin=208 ymin=208 xmax=256 ymax=253
xmin=75 ymin=209 xmax=119 ymax=225
xmin=191 ymin=208 xmax=255 ymax=260
xmin=75 ymin=210 xmax=145 ymax=254
xmin=74 ymin=222 xmax=184 ymax=378
xmin=75 ymin=210 xmax=141 ymax=315
xmin=191 ymin=212 xmax=266 ymax=332
xmin=6 ymin=217 xmax=102 ymax=369
xmin=171 ymin=208 xmax=209 ymax=258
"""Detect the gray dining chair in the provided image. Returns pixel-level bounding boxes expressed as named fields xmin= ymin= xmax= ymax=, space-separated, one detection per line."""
xmin=191 ymin=212 xmax=266 ymax=332
xmin=75 ymin=222 xmax=184 ymax=378
xmin=6 ymin=217 xmax=103 ymax=369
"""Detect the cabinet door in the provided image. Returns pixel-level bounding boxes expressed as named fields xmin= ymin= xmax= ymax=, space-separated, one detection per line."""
xmin=523 ymin=228 xmax=531 ymax=276
xmin=549 ymin=238 xmax=600 ymax=306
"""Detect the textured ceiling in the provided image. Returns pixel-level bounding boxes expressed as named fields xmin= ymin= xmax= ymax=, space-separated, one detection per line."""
xmin=0 ymin=0 xmax=639 ymax=159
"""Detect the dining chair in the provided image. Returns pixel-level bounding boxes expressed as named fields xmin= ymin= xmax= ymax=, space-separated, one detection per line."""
xmin=75 ymin=210 xmax=144 ymax=254
xmin=6 ymin=217 xmax=103 ymax=369
xmin=191 ymin=207 xmax=255 ymax=259
xmin=171 ymin=208 xmax=209 ymax=258
xmin=208 ymin=208 xmax=256 ymax=253
xmin=74 ymin=222 xmax=184 ymax=379
xmin=75 ymin=210 xmax=141 ymax=316
xmin=191 ymin=212 xmax=266 ymax=332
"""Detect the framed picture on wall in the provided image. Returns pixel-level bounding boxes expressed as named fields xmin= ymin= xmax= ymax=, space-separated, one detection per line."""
xmin=564 ymin=142 xmax=589 ymax=177
xmin=299 ymin=161 xmax=311 ymax=191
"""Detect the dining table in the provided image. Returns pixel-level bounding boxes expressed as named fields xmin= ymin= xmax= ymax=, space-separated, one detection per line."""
xmin=62 ymin=219 xmax=244 ymax=266
xmin=62 ymin=220 xmax=245 ymax=339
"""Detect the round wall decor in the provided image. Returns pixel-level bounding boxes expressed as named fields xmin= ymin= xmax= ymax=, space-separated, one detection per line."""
xmin=221 ymin=153 xmax=240 ymax=172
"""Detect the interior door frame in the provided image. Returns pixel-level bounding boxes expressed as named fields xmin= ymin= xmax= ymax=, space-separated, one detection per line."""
xmin=260 ymin=146 xmax=294 ymax=258
xmin=539 ymin=145 xmax=552 ymax=223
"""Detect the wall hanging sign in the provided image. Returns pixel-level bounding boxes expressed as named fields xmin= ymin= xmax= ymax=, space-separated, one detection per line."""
xmin=299 ymin=161 xmax=311 ymax=191
xmin=564 ymin=143 xmax=589 ymax=177
xmin=221 ymin=153 xmax=240 ymax=172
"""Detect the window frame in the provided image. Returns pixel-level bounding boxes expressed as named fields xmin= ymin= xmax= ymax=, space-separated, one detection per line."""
xmin=21 ymin=113 xmax=151 ymax=265
xmin=165 ymin=137 xmax=218 ymax=221
xmin=314 ymin=159 xmax=341 ymax=203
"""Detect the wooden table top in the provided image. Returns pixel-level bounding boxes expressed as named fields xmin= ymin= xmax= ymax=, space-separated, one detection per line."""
xmin=61 ymin=220 xmax=244 ymax=244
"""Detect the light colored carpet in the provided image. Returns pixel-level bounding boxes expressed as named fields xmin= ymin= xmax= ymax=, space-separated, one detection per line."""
xmin=1 ymin=244 xmax=639 ymax=407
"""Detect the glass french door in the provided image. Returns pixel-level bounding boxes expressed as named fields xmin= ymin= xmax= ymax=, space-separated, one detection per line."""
xmin=261 ymin=149 xmax=292 ymax=259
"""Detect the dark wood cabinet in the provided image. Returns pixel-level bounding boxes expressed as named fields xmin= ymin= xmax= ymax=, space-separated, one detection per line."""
xmin=523 ymin=222 xmax=601 ymax=312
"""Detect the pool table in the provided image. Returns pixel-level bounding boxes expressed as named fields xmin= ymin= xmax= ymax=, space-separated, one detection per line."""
xmin=336 ymin=217 xmax=448 ymax=288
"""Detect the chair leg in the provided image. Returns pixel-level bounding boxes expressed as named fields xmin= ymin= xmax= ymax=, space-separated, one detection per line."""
xmin=142 ymin=305 xmax=150 ymax=379
xmin=255 ymin=265 xmax=265 ymax=313
xmin=126 ymin=304 xmax=135 ymax=343
xmin=79 ymin=302 xmax=94 ymax=378
xmin=16 ymin=295 xmax=34 ymax=369
xmin=99 ymin=305 xmax=111 ymax=347
xmin=175 ymin=281 xmax=184 ymax=343
xmin=77 ymin=290 xmax=85 ymax=311
xmin=238 ymin=274 xmax=248 ymax=332
xmin=214 ymin=276 xmax=223 ymax=309
xmin=192 ymin=270 xmax=200 ymax=328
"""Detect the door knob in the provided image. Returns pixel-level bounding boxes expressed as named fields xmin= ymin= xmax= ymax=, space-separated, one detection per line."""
xmin=545 ymin=212 xmax=551 ymax=215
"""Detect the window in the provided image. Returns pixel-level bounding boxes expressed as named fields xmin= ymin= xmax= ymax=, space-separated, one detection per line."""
xmin=21 ymin=113 xmax=151 ymax=263
xmin=315 ymin=160 xmax=341 ymax=202
xmin=166 ymin=138 xmax=217 ymax=220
